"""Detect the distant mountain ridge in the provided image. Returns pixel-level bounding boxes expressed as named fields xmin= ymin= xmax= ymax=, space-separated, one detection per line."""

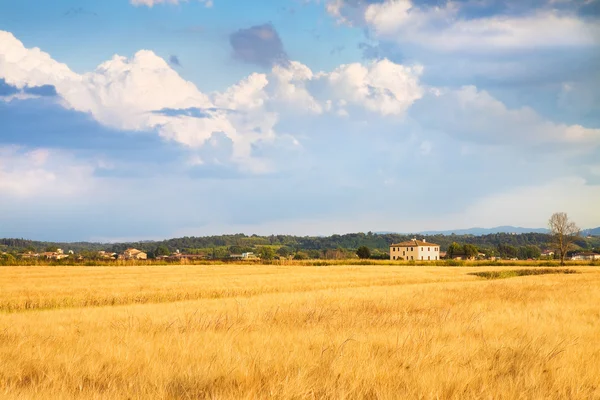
xmin=417 ymin=226 xmax=550 ymax=236
xmin=377 ymin=225 xmax=600 ymax=237
xmin=583 ymin=227 xmax=600 ymax=236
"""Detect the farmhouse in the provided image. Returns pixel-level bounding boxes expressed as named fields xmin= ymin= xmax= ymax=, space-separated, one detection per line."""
xmin=230 ymin=252 xmax=259 ymax=260
xmin=541 ymin=250 xmax=555 ymax=258
xmin=571 ymin=252 xmax=600 ymax=261
xmin=121 ymin=248 xmax=147 ymax=260
xmin=41 ymin=249 xmax=69 ymax=260
xmin=390 ymin=239 xmax=440 ymax=261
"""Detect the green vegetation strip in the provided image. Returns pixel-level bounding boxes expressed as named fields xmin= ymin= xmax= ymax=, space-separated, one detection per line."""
xmin=469 ymin=268 xmax=579 ymax=280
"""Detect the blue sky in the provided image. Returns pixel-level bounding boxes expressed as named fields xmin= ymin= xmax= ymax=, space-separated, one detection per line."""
xmin=0 ymin=0 xmax=599 ymax=241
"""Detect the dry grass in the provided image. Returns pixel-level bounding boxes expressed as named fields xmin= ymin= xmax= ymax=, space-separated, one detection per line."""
xmin=1 ymin=265 xmax=599 ymax=399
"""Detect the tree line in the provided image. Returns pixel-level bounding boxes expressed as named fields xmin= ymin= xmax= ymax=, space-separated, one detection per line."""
xmin=2 ymin=229 xmax=598 ymax=260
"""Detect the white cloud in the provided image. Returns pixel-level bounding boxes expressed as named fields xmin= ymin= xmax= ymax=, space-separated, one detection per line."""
xmin=327 ymin=0 xmax=600 ymax=52
xmin=0 ymin=147 xmax=95 ymax=198
xmin=0 ymin=31 xmax=78 ymax=89
xmin=0 ymin=31 xmax=272 ymax=172
xmin=316 ymin=59 xmax=423 ymax=116
xmin=413 ymin=85 xmax=600 ymax=147
xmin=269 ymin=61 xmax=323 ymax=114
xmin=130 ymin=0 xmax=213 ymax=8
xmin=0 ymin=30 xmax=425 ymax=174
xmin=70 ymin=51 xmax=212 ymax=130
xmin=266 ymin=58 xmax=423 ymax=117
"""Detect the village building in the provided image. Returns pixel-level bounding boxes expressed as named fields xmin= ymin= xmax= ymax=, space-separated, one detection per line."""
xmin=541 ymin=250 xmax=555 ymax=258
xmin=41 ymin=249 xmax=69 ymax=260
xmin=20 ymin=251 xmax=40 ymax=259
xmin=121 ymin=248 xmax=147 ymax=260
xmin=571 ymin=252 xmax=600 ymax=261
xmin=390 ymin=239 xmax=440 ymax=261
xmin=98 ymin=251 xmax=117 ymax=259
xmin=230 ymin=252 xmax=259 ymax=260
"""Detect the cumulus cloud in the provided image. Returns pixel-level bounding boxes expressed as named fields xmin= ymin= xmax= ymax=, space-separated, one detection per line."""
xmin=265 ymin=58 xmax=424 ymax=117
xmin=0 ymin=31 xmax=273 ymax=172
xmin=412 ymin=85 xmax=600 ymax=147
xmin=0 ymin=31 xmax=78 ymax=89
xmin=316 ymin=59 xmax=423 ymax=116
xmin=1 ymin=29 xmax=427 ymax=176
xmin=325 ymin=0 xmax=600 ymax=52
xmin=269 ymin=61 xmax=323 ymax=114
xmin=229 ymin=24 xmax=289 ymax=68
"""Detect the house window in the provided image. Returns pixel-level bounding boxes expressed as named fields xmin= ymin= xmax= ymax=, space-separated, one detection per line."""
xmin=411 ymin=256 xmax=413 ymax=260
xmin=421 ymin=256 xmax=423 ymax=260
xmin=393 ymin=256 xmax=396 ymax=260
xmin=421 ymin=247 xmax=423 ymax=251
xmin=403 ymin=251 xmax=405 ymax=256
xmin=411 ymin=247 xmax=413 ymax=251
xmin=428 ymin=247 xmax=430 ymax=251
xmin=428 ymin=256 xmax=430 ymax=260
xmin=435 ymin=256 xmax=438 ymax=260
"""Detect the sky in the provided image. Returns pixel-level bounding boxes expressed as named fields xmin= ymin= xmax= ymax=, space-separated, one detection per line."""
xmin=0 ymin=0 xmax=599 ymax=242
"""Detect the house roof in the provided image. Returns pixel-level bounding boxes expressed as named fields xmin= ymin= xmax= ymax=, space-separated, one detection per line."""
xmin=390 ymin=240 xmax=439 ymax=247
xmin=125 ymin=248 xmax=144 ymax=254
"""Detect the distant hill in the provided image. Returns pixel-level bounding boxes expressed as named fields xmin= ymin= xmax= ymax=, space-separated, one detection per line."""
xmin=377 ymin=226 xmax=549 ymax=236
xmin=583 ymin=227 xmax=600 ymax=236
xmin=1 ymin=229 xmax=599 ymax=257
xmin=417 ymin=226 xmax=550 ymax=236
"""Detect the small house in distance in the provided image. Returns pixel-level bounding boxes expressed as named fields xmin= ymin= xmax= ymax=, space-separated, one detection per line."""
xmin=390 ymin=239 xmax=440 ymax=261
xmin=571 ymin=252 xmax=600 ymax=261
xmin=121 ymin=248 xmax=147 ymax=260
xmin=230 ymin=252 xmax=259 ymax=260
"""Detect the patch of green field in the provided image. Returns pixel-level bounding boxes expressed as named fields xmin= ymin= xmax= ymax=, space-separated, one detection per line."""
xmin=469 ymin=268 xmax=579 ymax=280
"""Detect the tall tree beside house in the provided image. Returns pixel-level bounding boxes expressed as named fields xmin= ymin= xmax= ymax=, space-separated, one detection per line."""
xmin=463 ymin=244 xmax=479 ymax=259
xmin=447 ymin=242 xmax=462 ymax=259
xmin=356 ymin=246 xmax=371 ymax=259
xmin=548 ymin=212 xmax=580 ymax=266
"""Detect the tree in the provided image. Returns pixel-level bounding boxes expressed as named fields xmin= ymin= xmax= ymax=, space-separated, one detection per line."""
xmin=276 ymin=246 xmax=292 ymax=258
xmin=0 ymin=253 xmax=16 ymax=265
xmin=463 ymin=244 xmax=478 ymax=259
xmin=155 ymin=245 xmax=171 ymax=257
xmin=356 ymin=246 xmax=371 ymax=259
xmin=549 ymin=212 xmax=580 ymax=266
xmin=447 ymin=242 xmax=462 ymax=259
xmin=258 ymin=246 xmax=276 ymax=260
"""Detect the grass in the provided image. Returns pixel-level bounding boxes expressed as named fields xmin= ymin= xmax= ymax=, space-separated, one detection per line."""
xmin=0 ymin=265 xmax=599 ymax=399
xmin=469 ymin=268 xmax=579 ymax=280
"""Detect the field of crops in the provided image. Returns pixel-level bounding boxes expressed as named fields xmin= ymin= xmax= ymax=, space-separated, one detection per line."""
xmin=1 ymin=265 xmax=599 ymax=399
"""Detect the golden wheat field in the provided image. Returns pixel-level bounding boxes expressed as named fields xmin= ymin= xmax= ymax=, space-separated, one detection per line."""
xmin=1 ymin=265 xmax=599 ymax=399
